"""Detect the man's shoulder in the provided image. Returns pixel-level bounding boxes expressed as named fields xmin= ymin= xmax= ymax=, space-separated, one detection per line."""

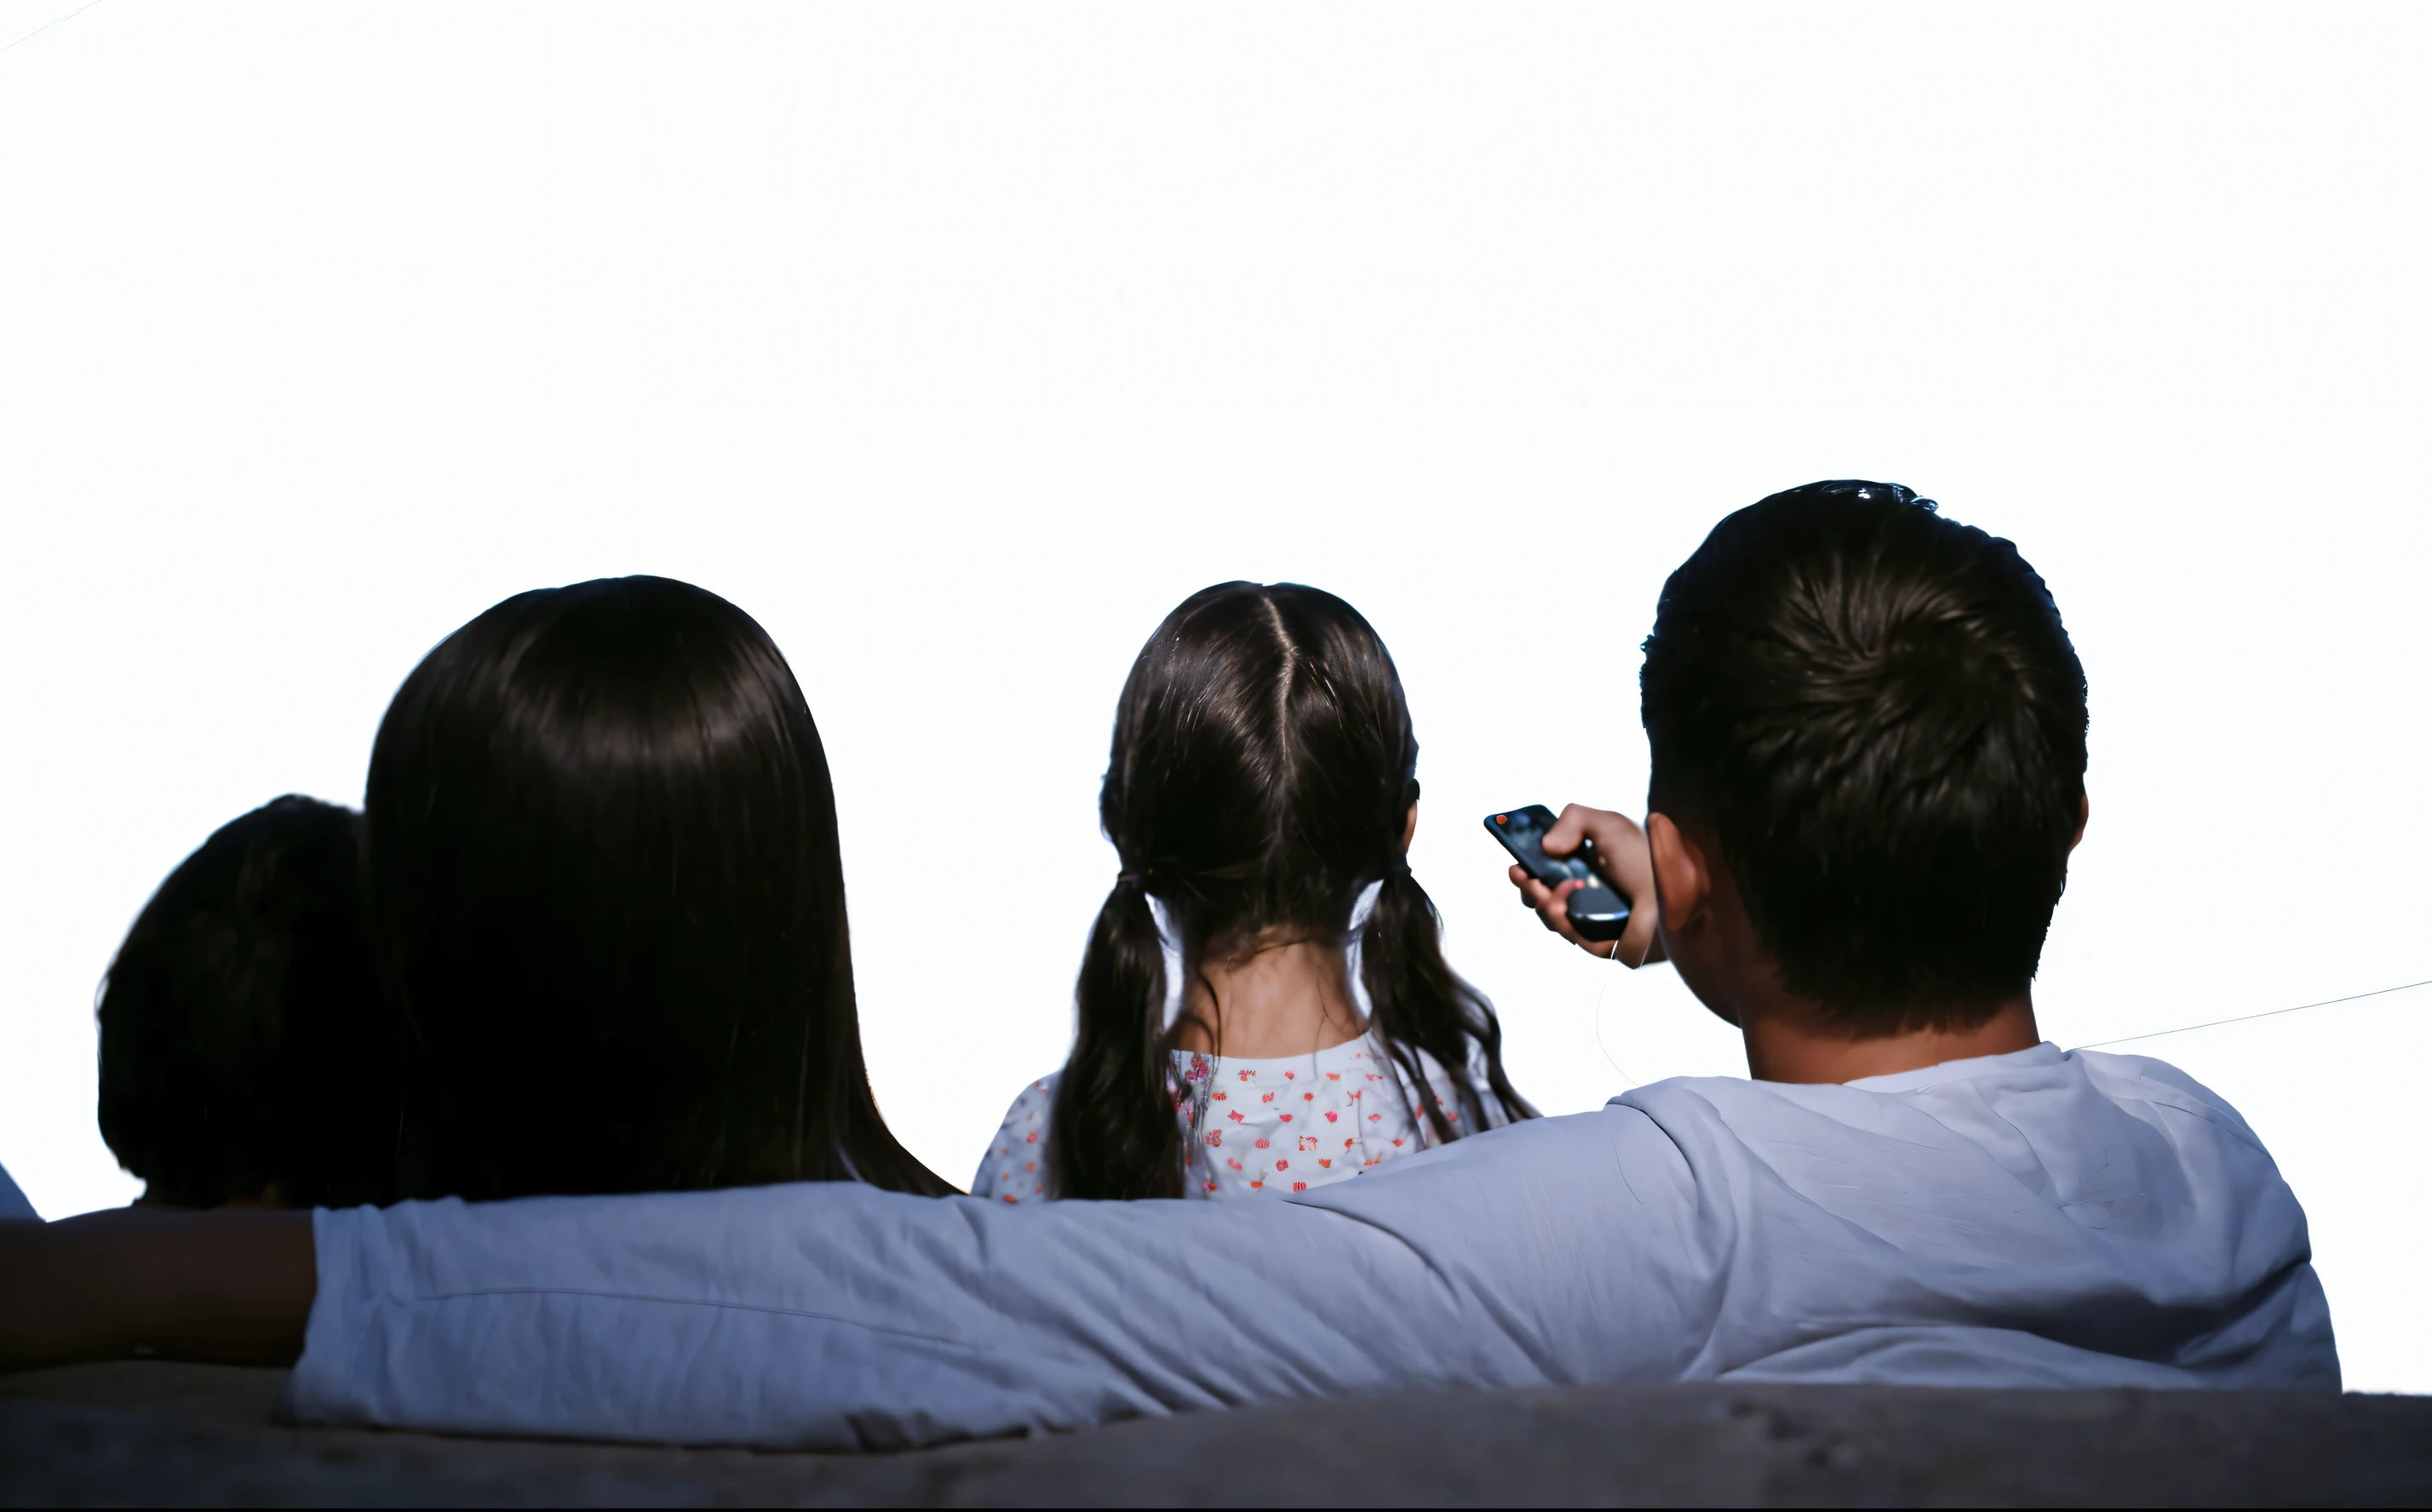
xmin=2064 ymin=1048 xmax=2268 ymax=1149
xmin=1604 ymin=1043 xmax=2282 ymax=1179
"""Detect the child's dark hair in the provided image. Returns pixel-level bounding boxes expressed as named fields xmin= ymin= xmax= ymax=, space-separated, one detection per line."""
xmin=96 ymin=795 xmax=398 ymax=1208
xmin=1051 ymin=582 xmax=1534 ymax=1200
xmin=368 ymin=575 xmax=952 ymax=1201
xmin=1641 ymin=481 xmax=2089 ymax=1029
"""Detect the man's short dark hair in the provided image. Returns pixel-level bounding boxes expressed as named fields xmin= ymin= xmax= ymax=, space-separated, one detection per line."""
xmin=1641 ymin=481 xmax=2087 ymax=1028
xmin=97 ymin=795 xmax=398 ymax=1207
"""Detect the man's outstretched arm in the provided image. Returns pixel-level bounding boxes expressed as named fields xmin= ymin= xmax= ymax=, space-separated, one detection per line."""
xmin=0 ymin=1207 xmax=313 ymax=1371
xmin=1 ymin=1108 xmax=1709 ymax=1447
xmin=293 ymin=1107 xmax=1706 ymax=1448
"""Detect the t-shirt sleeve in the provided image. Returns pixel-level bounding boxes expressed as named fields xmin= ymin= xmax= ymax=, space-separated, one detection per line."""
xmin=972 ymin=1076 xmax=1058 ymax=1203
xmin=290 ymin=1106 xmax=1711 ymax=1449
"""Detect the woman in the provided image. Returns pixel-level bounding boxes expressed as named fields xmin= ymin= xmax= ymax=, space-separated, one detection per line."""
xmin=371 ymin=575 xmax=949 ymax=1199
xmin=978 ymin=581 xmax=1533 ymax=1202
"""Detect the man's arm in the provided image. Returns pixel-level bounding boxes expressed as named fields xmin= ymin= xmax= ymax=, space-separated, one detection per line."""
xmin=0 ymin=1207 xmax=313 ymax=1371
xmin=294 ymin=1107 xmax=1712 ymax=1448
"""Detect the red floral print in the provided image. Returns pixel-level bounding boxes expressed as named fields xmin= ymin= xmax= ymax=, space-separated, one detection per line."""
xmin=975 ymin=1039 xmax=1494 ymax=1205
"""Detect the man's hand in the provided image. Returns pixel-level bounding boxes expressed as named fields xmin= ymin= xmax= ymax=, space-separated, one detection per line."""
xmin=1506 ymin=803 xmax=1666 ymax=968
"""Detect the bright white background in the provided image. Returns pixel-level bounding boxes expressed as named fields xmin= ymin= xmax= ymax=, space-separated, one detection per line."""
xmin=3 ymin=2 xmax=2426 ymax=1389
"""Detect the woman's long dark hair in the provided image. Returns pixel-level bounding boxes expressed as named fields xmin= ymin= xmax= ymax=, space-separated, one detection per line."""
xmin=1049 ymin=582 xmax=1533 ymax=1200
xmin=366 ymin=576 xmax=950 ymax=1200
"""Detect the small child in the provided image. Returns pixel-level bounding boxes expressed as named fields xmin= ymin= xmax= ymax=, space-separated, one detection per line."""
xmin=96 ymin=795 xmax=397 ymax=1209
xmin=978 ymin=581 xmax=1533 ymax=1202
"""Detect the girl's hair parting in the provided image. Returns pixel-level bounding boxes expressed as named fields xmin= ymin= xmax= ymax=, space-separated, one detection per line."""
xmin=1049 ymin=581 xmax=1533 ymax=1200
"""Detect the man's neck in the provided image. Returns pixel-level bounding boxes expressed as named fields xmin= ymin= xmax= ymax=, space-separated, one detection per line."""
xmin=1173 ymin=935 xmax=1365 ymax=1060
xmin=1741 ymin=996 xmax=2043 ymax=1084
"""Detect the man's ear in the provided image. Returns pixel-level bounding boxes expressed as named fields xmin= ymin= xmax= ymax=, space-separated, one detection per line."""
xmin=2070 ymin=793 xmax=2089 ymax=852
xmin=1401 ymin=801 xmax=1418 ymax=853
xmin=1645 ymin=812 xmax=1710 ymax=931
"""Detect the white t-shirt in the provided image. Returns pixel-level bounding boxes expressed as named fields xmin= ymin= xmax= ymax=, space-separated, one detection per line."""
xmin=292 ymin=1045 xmax=2338 ymax=1449
xmin=975 ymin=1033 xmax=1486 ymax=1201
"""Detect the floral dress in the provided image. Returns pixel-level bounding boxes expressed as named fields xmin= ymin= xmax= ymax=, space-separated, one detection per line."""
xmin=973 ymin=1033 xmax=1490 ymax=1202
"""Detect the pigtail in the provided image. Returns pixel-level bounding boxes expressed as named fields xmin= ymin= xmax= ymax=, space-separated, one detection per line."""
xmin=1048 ymin=874 xmax=1186 ymax=1199
xmin=1361 ymin=866 xmax=1535 ymax=1144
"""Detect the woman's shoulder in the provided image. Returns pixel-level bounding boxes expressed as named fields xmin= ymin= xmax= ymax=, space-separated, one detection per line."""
xmin=971 ymin=1074 xmax=1059 ymax=1204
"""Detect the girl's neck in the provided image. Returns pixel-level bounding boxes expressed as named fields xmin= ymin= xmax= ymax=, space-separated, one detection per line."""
xmin=1173 ymin=934 xmax=1365 ymax=1060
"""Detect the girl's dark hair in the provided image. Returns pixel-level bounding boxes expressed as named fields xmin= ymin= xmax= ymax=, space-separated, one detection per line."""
xmin=1049 ymin=582 xmax=1532 ymax=1200
xmin=97 ymin=795 xmax=397 ymax=1209
xmin=366 ymin=576 xmax=950 ymax=1201
xmin=1640 ymin=481 xmax=2088 ymax=1028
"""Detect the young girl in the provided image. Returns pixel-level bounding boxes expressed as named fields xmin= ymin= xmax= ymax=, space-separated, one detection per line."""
xmin=978 ymin=581 xmax=1533 ymax=1202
